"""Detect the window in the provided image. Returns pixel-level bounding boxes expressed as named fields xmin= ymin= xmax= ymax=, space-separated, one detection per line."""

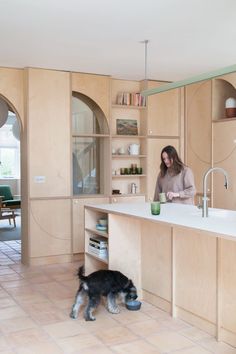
xmin=0 ymin=114 xmax=20 ymax=178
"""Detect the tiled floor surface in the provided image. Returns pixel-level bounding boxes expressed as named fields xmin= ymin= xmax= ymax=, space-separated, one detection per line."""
xmin=0 ymin=241 xmax=236 ymax=354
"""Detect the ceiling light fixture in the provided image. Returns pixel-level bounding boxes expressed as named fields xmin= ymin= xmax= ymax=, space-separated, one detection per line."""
xmin=141 ymin=64 xmax=236 ymax=97
xmin=140 ymin=39 xmax=149 ymax=81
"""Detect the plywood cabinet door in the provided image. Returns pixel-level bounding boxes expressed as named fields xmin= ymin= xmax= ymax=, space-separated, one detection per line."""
xmin=141 ymin=221 xmax=172 ymax=305
xmin=147 ymin=81 xmax=180 ymax=136
xmin=185 ymin=81 xmax=212 ymax=193
xmin=213 ymin=120 xmax=236 ymax=210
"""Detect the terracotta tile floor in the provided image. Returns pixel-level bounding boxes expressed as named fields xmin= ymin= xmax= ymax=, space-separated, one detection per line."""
xmin=0 ymin=240 xmax=236 ymax=354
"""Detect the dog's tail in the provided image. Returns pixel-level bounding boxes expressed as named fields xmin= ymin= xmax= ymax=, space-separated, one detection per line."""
xmin=77 ymin=265 xmax=87 ymax=281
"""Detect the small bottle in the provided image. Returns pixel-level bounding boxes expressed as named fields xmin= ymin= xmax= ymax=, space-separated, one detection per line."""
xmin=131 ymin=183 xmax=137 ymax=194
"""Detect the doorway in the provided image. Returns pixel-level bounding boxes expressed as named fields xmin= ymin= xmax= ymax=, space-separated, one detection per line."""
xmin=0 ymin=98 xmax=21 ymax=262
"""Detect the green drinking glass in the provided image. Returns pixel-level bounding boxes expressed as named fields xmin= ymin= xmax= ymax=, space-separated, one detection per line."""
xmin=151 ymin=202 xmax=161 ymax=215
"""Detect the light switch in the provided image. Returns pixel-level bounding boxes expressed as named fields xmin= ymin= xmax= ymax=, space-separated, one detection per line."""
xmin=34 ymin=176 xmax=46 ymax=183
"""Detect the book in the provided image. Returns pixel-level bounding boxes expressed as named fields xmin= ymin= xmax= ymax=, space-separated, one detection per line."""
xmin=89 ymin=236 xmax=108 ymax=245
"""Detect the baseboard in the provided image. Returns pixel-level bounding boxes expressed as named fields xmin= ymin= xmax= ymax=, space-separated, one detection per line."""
xmin=29 ymin=254 xmax=73 ymax=266
xmin=72 ymin=253 xmax=84 ymax=262
xmin=221 ymin=328 xmax=236 ymax=347
xmin=142 ymin=289 xmax=171 ymax=313
xmin=175 ymin=306 xmax=216 ymax=336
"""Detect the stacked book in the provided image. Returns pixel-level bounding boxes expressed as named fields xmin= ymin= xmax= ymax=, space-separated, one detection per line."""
xmin=116 ymin=92 xmax=146 ymax=107
xmin=88 ymin=236 xmax=108 ymax=259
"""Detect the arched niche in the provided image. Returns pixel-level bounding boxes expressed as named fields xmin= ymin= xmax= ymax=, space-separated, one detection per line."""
xmin=212 ymin=79 xmax=236 ymax=120
xmin=72 ymin=92 xmax=110 ymax=196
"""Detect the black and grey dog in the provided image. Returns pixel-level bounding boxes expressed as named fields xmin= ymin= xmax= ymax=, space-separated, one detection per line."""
xmin=70 ymin=266 xmax=138 ymax=321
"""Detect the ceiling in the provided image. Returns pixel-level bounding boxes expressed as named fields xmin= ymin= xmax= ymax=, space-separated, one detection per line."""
xmin=0 ymin=0 xmax=235 ymax=82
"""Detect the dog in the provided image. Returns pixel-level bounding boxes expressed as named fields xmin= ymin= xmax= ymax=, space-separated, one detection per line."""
xmin=70 ymin=266 xmax=138 ymax=321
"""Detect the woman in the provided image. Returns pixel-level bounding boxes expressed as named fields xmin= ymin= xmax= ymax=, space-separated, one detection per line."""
xmin=154 ymin=145 xmax=196 ymax=204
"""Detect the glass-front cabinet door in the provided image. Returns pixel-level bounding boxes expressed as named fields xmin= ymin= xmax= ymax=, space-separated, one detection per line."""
xmin=72 ymin=92 xmax=109 ymax=196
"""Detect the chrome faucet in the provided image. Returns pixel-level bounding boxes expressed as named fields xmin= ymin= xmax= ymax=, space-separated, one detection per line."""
xmin=202 ymin=167 xmax=229 ymax=217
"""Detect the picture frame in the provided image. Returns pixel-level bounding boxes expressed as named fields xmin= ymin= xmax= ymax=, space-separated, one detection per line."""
xmin=116 ymin=119 xmax=138 ymax=135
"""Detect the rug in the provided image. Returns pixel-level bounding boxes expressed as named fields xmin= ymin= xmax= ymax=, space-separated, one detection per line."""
xmin=0 ymin=216 xmax=21 ymax=241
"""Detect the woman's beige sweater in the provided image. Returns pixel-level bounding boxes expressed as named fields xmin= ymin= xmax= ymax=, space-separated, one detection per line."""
xmin=153 ymin=166 xmax=196 ymax=204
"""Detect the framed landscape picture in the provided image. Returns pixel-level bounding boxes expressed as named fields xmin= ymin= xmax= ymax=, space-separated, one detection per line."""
xmin=116 ymin=119 xmax=138 ymax=135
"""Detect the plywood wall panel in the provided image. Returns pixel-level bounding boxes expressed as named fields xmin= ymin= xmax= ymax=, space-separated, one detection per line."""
xmin=72 ymin=72 xmax=110 ymax=121
xmin=29 ymin=199 xmax=71 ymax=257
xmin=27 ymin=68 xmax=71 ymax=198
xmin=0 ymin=67 xmax=24 ymax=123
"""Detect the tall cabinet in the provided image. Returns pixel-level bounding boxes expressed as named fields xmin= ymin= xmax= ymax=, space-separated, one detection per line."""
xmin=185 ymin=81 xmax=212 ymax=200
xmin=212 ymin=73 xmax=236 ymax=210
xmin=186 ymin=73 xmax=236 ymax=210
xmin=146 ymin=81 xmax=182 ymax=201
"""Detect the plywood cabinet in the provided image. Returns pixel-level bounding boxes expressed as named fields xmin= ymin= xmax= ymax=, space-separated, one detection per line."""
xmin=147 ymin=81 xmax=180 ymax=137
xmin=213 ymin=120 xmax=235 ymax=209
xmin=146 ymin=81 xmax=182 ymax=201
xmin=175 ymin=227 xmax=217 ymax=326
xmin=212 ymin=73 xmax=236 ymax=210
xmin=185 ymin=81 xmax=212 ymax=194
xmin=141 ymin=221 xmax=172 ymax=312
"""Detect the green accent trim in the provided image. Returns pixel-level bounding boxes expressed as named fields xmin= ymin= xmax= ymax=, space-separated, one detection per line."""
xmin=141 ymin=64 xmax=236 ymax=97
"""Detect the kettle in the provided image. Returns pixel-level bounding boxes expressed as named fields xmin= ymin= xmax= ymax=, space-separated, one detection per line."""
xmin=128 ymin=144 xmax=140 ymax=155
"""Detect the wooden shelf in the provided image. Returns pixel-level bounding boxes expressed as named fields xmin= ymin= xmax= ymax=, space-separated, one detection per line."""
xmin=112 ymin=154 xmax=146 ymax=158
xmin=212 ymin=117 xmax=236 ymax=123
xmin=112 ymin=104 xmax=146 ymax=110
xmin=111 ymin=193 xmax=145 ymax=197
xmin=85 ymin=251 xmax=108 ymax=264
xmin=85 ymin=227 xmax=108 ymax=238
xmin=112 ymin=174 xmax=146 ymax=178
xmin=112 ymin=134 xmax=146 ymax=139
xmin=72 ymin=134 xmax=110 ymax=138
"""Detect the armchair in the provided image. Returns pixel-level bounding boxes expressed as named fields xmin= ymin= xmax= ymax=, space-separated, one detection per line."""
xmin=0 ymin=185 xmax=21 ymax=210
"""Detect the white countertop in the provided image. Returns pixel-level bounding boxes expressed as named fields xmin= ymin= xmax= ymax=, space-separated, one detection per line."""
xmin=85 ymin=202 xmax=236 ymax=240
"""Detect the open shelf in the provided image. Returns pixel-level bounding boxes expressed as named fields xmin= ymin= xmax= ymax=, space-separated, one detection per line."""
xmin=112 ymin=154 xmax=146 ymax=158
xmin=212 ymin=117 xmax=236 ymax=123
xmin=112 ymin=104 xmax=146 ymax=110
xmin=112 ymin=174 xmax=146 ymax=178
xmin=85 ymin=251 xmax=108 ymax=264
xmin=112 ymin=134 xmax=146 ymax=139
xmin=85 ymin=227 xmax=108 ymax=238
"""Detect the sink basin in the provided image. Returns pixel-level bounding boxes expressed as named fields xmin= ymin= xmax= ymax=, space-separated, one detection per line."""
xmin=191 ymin=209 xmax=234 ymax=219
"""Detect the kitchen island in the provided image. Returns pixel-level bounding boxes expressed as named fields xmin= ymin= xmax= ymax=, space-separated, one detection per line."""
xmin=84 ymin=202 xmax=236 ymax=347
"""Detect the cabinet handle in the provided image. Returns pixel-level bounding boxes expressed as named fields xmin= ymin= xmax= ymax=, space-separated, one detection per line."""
xmin=113 ymin=198 xmax=117 ymax=203
xmin=149 ymin=130 xmax=153 ymax=134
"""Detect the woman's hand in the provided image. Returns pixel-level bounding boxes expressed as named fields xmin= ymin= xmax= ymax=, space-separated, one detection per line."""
xmin=167 ymin=192 xmax=180 ymax=200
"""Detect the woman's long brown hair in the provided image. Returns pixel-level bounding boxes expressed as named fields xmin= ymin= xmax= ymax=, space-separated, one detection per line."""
xmin=160 ymin=145 xmax=185 ymax=177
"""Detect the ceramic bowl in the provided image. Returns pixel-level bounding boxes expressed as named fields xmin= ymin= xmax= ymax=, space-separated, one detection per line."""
xmin=98 ymin=218 xmax=108 ymax=226
xmin=125 ymin=300 xmax=142 ymax=311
